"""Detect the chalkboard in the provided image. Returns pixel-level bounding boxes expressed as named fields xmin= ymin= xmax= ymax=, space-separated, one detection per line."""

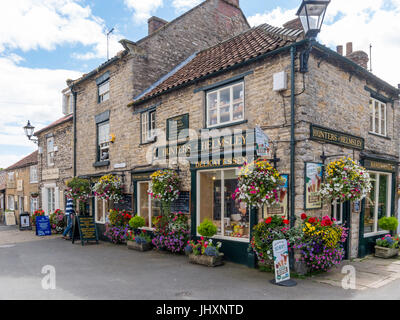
xmin=113 ymin=194 xmax=133 ymax=212
xmin=72 ymin=216 xmax=99 ymax=246
xmin=36 ymin=216 xmax=52 ymax=236
xmin=171 ymin=191 xmax=190 ymax=214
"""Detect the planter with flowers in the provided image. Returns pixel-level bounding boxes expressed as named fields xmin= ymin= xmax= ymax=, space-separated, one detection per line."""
xmin=126 ymin=215 xmax=153 ymax=252
xmin=49 ymin=209 xmax=65 ymax=234
xmin=32 ymin=209 xmax=45 ymax=227
xmin=185 ymin=219 xmax=224 ymax=267
xmin=375 ymin=235 xmax=399 ymax=259
xmin=104 ymin=209 xmax=132 ymax=244
xmin=320 ymin=157 xmax=371 ymax=203
xmin=66 ymin=177 xmax=91 ymax=214
xmin=93 ymin=174 xmax=124 ymax=203
xmin=148 ymin=169 xmax=180 ymax=215
xmin=292 ymin=213 xmax=349 ymax=274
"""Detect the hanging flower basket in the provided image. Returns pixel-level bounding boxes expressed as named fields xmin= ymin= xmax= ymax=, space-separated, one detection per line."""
xmin=320 ymin=157 xmax=372 ymax=203
xmin=66 ymin=177 xmax=91 ymax=202
xmin=148 ymin=169 xmax=180 ymax=204
xmin=93 ymin=174 xmax=124 ymax=202
xmin=232 ymin=159 xmax=285 ymax=208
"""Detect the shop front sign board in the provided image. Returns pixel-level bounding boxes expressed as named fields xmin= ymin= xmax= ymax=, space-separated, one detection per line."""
xmin=305 ymin=162 xmax=323 ymax=210
xmin=310 ymin=124 xmax=364 ymax=150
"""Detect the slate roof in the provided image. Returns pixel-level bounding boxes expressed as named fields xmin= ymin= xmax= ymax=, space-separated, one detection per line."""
xmin=34 ymin=114 xmax=73 ymax=136
xmin=6 ymin=151 xmax=38 ymax=171
xmin=131 ymin=24 xmax=303 ymax=105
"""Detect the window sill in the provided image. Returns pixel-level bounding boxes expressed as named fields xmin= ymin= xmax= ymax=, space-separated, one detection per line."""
xmin=364 ymin=230 xmax=389 ymax=238
xmin=140 ymin=137 xmax=157 ymax=146
xmin=198 ymin=234 xmax=250 ymax=243
xmin=93 ymin=161 xmax=110 ymax=168
xmin=368 ymin=132 xmax=390 ymax=140
xmin=204 ymin=119 xmax=248 ymax=131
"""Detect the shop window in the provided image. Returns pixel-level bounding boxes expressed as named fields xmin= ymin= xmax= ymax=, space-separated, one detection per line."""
xmin=369 ymin=98 xmax=387 ymax=136
xmin=141 ymin=110 xmax=156 ymax=143
xmin=364 ymin=172 xmax=392 ymax=236
xmin=137 ymin=181 xmax=162 ymax=228
xmin=197 ymin=168 xmax=249 ymax=241
xmin=95 ymin=197 xmax=110 ymax=224
xmin=97 ymin=121 xmax=110 ymax=161
xmin=331 ymin=202 xmax=343 ymax=225
xmin=47 ymin=137 xmax=55 ymax=167
xmin=98 ymin=79 xmax=110 ymax=103
xmin=206 ymin=82 xmax=244 ymax=128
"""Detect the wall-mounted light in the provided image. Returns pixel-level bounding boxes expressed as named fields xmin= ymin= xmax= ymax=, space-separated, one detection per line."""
xmin=23 ymin=120 xmax=38 ymax=144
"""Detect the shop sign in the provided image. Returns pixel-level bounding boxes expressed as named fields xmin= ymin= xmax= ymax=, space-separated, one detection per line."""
xmin=272 ymin=239 xmax=291 ymax=283
xmin=305 ymin=162 xmax=323 ymax=210
xmin=310 ymin=124 xmax=364 ymax=150
xmin=35 ymin=216 xmax=52 ymax=236
xmin=73 ymin=216 xmax=99 ymax=246
xmin=255 ymin=126 xmax=271 ymax=157
xmin=42 ymin=168 xmax=59 ymax=180
xmin=166 ymin=113 xmax=189 ymax=141
xmin=132 ymin=171 xmax=154 ymax=181
xmin=266 ymin=174 xmax=289 ymax=216
xmin=194 ymin=156 xmax=249 ymax=169
xmin=364 ymin=160 xmax=396 ymax=172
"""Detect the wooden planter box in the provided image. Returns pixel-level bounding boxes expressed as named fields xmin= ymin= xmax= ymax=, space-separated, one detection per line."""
xmin=127 ymin=240 xmax=153 ymax=252
xmin=374 ymin=246 xmax=399 ymax=259
xmin=189 ymin=253 xmax=224 ymax=267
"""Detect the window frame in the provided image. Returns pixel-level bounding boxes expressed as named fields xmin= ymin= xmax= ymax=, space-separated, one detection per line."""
xmin=8 ymin=195 xmax=14 ymax=211
xmin=369 ymin=97 xmax=387 ymax=137
xmin=30 ymin=165 xmax=38 ymax=183
xmin=30 ymin=197 xmax=39 ymax=215
xmin=364 ymin=170 xmax=392 ymax=237
xmin=98 ymin=79 xmax=110 ymax=103
xmin=136 ymin=181 xmax=162 ymax=230
xmin=96 ymin=120 xmax=110 ymax=162
xmin=94 ymin=196 xmax=109 ymax=224
xmin=206 ymin=81 xmax=245 ymax=129
xmin=140 ymin=109 xmax=156 ymax=144
xmin=47 ymin=137 xmax=55 ymax=167
xmin=196 ymin=167 xmax=250 ymax=243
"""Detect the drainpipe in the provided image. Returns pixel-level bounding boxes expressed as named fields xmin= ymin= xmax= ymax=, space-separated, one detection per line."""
xmin=290 ymin=45 xmax=296 ymax=228
xmin=70 ymin=85 xmax=77 ymax=177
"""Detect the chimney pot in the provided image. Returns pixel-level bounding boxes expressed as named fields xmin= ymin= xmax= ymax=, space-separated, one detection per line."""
xmin=148 ymin=16 xmax=168 ymax=35
xmin=346 ymin=42 xmax=353 ymax=56
xmin=337 ymin=45 xmax=343 ymax=56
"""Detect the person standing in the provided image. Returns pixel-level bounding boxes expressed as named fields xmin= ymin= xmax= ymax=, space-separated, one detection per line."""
xmin=62 ymin=198 xmax=75 ymax=240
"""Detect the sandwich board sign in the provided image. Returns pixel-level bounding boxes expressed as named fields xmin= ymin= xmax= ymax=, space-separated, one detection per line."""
xmin=35 ymin=216 xmax=52 ymax=236
xmin=271 ymin=239 xmax=296 ymax=286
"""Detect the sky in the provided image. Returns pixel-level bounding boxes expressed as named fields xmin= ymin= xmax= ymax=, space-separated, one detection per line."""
xmin=1 ymin=0 xmax=399 ymax=169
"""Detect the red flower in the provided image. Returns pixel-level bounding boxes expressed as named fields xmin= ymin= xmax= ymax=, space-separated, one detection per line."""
xmin=265 ymin=217 xmax=273 ymax=224
xmin=283 ymin=219 xmax=290 ymax=225
xmin=301 ymin=213 xmax=307 ymax=220
xmin=308 ymin=217 xmax=316 ymax=224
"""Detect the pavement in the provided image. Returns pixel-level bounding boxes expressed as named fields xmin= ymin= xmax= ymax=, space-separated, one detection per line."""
xmin=1 ymin=225 xmax=400 ymax=300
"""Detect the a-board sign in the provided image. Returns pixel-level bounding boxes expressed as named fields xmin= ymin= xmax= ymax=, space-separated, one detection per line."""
xmin=36 ymin=216 xmax=52 ymax=236
xmin=72 ymin=216 xmax=99 ymax=246
xmin=272 ymin=239 xmax=290 ymax=283
xmin=19 ymin=212 xmax=32 ymax=231
xmin=5 ymin=212 xmax=16 ymax=226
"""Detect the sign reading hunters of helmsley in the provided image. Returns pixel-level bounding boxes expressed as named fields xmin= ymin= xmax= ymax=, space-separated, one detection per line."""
xmin=310 ymin=124 xmax=365 ymax=150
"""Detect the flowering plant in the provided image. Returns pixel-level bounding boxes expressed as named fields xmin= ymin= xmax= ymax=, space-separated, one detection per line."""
xmin=66 ymin=177 xmax=91 ymax=202
xmin=251 ymin=215 xmax=303 ymax=269
xmin=152 ymin=212 xmax=190 ymax=253
xmin=108 ymin=209 xmax=132 ymax=228
xmin=126 ymin=229 xmax=152 ymax=244
xmin=293 ymin=213 xmax=349 ymax=272
xmin=104 ymin=224 xmax=129 ymax=244
xmin=93 ymin=174 xmax=124 ymax=202
xmin=376 ymin=235 xmax=399 ymax=249
xmin=320 ymin=157 xmax=371 ymax=203
xmin=233 ymin=160 xmax=285 ymax=208
xmin=49 ymin=209 xmax=65 ymax=233
xmin=186 ymin=237 xmax=222 ymax=257
xmin=32 ymin=209 xmax=45 ymax=226
xmin=148 ymin=169 xmax=180 ymax=204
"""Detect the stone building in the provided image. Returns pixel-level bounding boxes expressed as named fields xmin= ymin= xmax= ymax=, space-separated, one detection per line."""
xmin=34 ymin=108 xmax=73 ymax=215
xmin=0 ymin=171 xmax=5 ymax=215
xmin=126 ymin=22 xmax=400 ymax=265
xmin=68 ymin=0 xmax=250 ymax=232
xmin=4 ymin=151 xmax=39 ymax=223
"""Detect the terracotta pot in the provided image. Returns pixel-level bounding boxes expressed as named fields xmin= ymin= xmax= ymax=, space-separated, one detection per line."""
xmin=374 ymin=246 xmax=399 ymax=259
xmin=189 ymin=253 xmax=224 ymax=267
xmin=127 ymin=240 xmax=153 ymax=252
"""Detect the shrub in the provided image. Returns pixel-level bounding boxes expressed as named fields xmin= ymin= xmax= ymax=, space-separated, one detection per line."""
xmin=197 ymin=219 xmax=217 ymax=238
xmin=129 ymin=215 xmax=146 ymax=230
xmin=378 ymin=217 xmax=399 ymax=232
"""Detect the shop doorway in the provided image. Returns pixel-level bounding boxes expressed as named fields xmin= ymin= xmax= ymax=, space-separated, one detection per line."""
xmin=332 ymin=201 xmax=350 ymax=259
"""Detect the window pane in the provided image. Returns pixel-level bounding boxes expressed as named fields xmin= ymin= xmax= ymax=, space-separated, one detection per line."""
xmin=96 ymin=198 xmax=104 ymax=223
xmin=224 ymin=169 xmax=249 ymax=239
xmin=233 ymin=84 xmax=244 ymax=121
xmin=99 ymin=81 xmax=109 ymax=96
xmin=369 ymin=100 xmax=374 ymax=132
xmin=381 ymin=104 xmax=385 ymax=135
xmin=207 ymin=92 xmax=218 ymax=126
xmin=141 ymin=112 xmax=148 ymax=142
xmin=377 ymin=175 xmax=388 ymax=232
xmin=364 ymin=173 xmax=376 ymax=234
xmin=199 ymin=170 xmax=222 ymax=236
xmin=138 ymin=182 xmax=150 ymax=227
xmin=151 ymin=198 xmax=162 ymax=228
xmin=219 ymin=88 xmax=231 ymax=123
xmin=98 ymin=123 xmax=110 ymax=144
xmin=375 ymin=101 xmax=379 ymax=133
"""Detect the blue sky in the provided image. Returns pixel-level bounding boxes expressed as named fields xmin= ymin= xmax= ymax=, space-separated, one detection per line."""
xmin=1 ymin=0 xmax=399 ymax=169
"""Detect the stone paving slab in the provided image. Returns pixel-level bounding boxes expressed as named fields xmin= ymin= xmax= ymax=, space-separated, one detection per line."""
xmin=0 ymin=225 xmax=62 ymax=246
xmin=313 ymin=254 xmax=400 ymax=290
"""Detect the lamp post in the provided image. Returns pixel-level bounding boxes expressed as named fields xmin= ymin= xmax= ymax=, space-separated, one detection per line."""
xmin=296 ymin=0 xmax=330 ymax=72
xmin=23 ymin=120 xmax=38 ymax=144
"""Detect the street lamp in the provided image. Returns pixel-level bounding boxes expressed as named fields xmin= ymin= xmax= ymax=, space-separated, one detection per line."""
xmin=296 ymin=0 xmax=330 ymax=73
xmin=23 ymin=120 xmax=38 ymax=144
xmin=297 ymin=0 xmax=330 ymax=39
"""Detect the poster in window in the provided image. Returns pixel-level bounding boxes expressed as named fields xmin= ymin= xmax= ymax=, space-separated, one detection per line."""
xmin=266 ymin=174 xmax=289 ymax=217
xmin=305 ymin=162 xmax=323 ymax=210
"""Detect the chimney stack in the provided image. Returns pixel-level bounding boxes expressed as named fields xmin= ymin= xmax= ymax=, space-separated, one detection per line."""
xmin=336 ymin=42 xmax=370 ymax=69
xmin=346 ymin=42 xmax=353 ymax=56
xmin=283 ymin=18 xmax=303 ymax=30
xmin=223 ymin=0 xmax=240 ymax=8
xmin=148 ymin=16 xmax=168 ymax=35
xmin=336 ymin=45 xmax=343 ymax=56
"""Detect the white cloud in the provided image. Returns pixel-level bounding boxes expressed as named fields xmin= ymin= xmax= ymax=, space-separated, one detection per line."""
xmin=124 ymin=0 xmax=164 ymax=23
xmin=248 ymin=0 xmax=400 ymax=87
xmin=0 ymin=55 xmax=81 ymax=168
xmin=0 ymin=0 xmax=123 ymax=60
xmin=172 ymin=0 xmax=202 ymax=13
